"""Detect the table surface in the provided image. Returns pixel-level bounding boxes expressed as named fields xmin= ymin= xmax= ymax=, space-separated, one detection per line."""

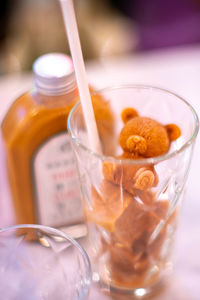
xmin=0 ymin=45 xmax=200 ymax=300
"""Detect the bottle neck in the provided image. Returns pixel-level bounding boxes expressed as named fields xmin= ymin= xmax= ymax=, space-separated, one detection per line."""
xmin=34 ymin=71 xmax=77 ymax=96
xmin=32 ymin=85 xmax=79 ymax=108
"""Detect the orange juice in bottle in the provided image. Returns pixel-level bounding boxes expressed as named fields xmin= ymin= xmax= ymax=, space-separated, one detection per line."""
xmin=1 ymin=53 xmax=85 ymax=235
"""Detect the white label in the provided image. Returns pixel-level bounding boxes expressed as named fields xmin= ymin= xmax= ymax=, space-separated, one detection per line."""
xmin=32 ymin=133 xmax=83 ymax=227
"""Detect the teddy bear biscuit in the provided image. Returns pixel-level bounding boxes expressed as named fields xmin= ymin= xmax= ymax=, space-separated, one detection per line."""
xmin=103 ymin=107 xmax=181 ymax=194
xmin=119 ymin=107 xmax=181 ymax=158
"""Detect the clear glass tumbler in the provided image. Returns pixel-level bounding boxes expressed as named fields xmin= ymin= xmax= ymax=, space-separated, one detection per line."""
xmin=0 ymin=224 xmax=91 ymax=299
xmin=68 ymin=85 xmax=199 ymax=297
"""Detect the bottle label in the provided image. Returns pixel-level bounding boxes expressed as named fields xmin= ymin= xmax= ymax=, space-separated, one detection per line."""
xmin=32 ymin=132 xmax=83 ymax=227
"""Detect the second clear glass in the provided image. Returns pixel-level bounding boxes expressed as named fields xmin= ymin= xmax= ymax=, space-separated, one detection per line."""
xmin=0 ymin=224 xmax=91 ymax=299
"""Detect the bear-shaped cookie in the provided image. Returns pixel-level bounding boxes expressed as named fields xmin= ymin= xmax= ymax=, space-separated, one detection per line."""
xmin=102 ymin=107 xmax=181 ymax=193
xmin=119 ymin=107 xmax=181 ymax=158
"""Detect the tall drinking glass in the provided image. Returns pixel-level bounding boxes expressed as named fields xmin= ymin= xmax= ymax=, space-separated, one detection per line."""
xmin=68 ymin=85 xmax=199 ymax=297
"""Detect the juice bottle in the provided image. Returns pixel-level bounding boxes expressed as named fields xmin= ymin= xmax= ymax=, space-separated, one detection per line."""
xmin=1 ymin=53 xmax=84 ymax=234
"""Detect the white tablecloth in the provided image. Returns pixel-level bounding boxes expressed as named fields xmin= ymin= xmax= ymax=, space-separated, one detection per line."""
xmin=0 ymin=45 xmax=200 ymax=299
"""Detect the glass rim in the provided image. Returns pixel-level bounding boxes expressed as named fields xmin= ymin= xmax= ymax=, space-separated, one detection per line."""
xmin=68 ymin=84 xmax=199 ymax=165
xmin=0 ymin=223 xmax=92 ymax=286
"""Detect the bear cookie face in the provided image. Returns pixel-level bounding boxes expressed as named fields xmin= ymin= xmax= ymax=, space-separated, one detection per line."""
xmin=119 ymin=107 xmax=181 ymax=158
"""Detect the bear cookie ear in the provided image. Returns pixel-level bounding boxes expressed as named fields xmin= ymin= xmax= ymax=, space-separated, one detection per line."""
xmin=121 ymin=107 xmax=139 ymax=124
xmin=165 ymin=124 xmax=181 ymax=141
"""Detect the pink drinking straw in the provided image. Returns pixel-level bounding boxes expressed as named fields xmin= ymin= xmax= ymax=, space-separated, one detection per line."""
xmin=59 ymin=0 xmax=102 ymax=154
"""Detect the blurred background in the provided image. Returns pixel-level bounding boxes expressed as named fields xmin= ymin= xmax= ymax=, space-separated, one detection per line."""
xmin=0 ymin=3 xmax=200 ymax=295
xmin=1 ymin=0 xmax=200 ymax=75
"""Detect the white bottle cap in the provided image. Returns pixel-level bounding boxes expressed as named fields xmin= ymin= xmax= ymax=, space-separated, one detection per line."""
xmin=33 ymin=53 xmax=76 ymax=95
